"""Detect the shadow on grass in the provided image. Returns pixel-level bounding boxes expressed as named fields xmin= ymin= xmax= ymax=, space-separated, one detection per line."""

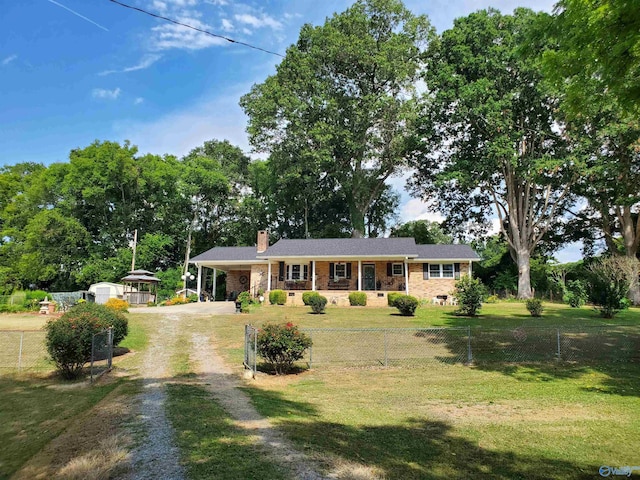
xmin=245 ymin=388 xmax=599 ymax=480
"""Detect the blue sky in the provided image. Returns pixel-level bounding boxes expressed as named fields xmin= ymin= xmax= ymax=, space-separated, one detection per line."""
xmin=2 ymin=0 xmax=581 ymax=260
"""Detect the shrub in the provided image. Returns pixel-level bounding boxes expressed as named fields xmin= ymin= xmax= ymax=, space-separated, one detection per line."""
xmin=588 ymin=256 xmax=638 ymax=318
xmin=105 ymin=298 xmax=130 ymax=313
xmin=45 ymin=303 xmax=128 ymax=379
xmin=302 ymin=291 xmax=320 ymax=306
xmin=308 ymin=294 xmax=327 ymax=314
xmin=387 ymin=292 xmax=402 ymax=307
xmin=348 ymin=292 xmax=367 ymax=306
xmin=187 ymin=294 xmax=199 ymax=303
xmin=237 ymin=291 xmax=252 ymax=313
xmin=269 ymin=290 xmax=287 ymax=305
xmin=526 ymin=298 xmax=544 ymax=317
xmin=394 ymin=295 xmax=419 ymax=316
xmin=563 ymin=280 xmax=588 ymax=308
xmin=454 ymin=276 xmax=486 ymax=316
xmin=257 ymin=322 xmax=312 ymax=374
xmin=485 ymin=294 xmax=499 ymax=304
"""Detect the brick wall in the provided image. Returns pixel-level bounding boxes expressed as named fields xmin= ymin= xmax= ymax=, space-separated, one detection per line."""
xmin=407 ymin=262 xmax=470 ymax=300
xmin=250 ymin=264 xmax=268 ymax=297
xmin=226 ymin=270 xmax=250 ymax=295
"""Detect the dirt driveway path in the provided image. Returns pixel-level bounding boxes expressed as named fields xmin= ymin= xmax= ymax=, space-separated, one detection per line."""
xmin=127 ymin=305 xmax=327 ymax=480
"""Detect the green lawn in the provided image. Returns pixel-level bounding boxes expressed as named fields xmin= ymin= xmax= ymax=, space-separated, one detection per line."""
xmin=202 ymin=302 xmax=640 ymax=479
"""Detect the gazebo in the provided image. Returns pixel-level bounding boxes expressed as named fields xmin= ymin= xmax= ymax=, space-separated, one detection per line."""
xmin=121 ymin=269 xmax=160 ymax=305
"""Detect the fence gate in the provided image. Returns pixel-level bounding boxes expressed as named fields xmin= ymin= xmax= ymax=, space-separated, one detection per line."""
xmin=244 ymin=324 xmax=258 ymax=377
xmin=90 ymin=327 xmax=113 ymax=382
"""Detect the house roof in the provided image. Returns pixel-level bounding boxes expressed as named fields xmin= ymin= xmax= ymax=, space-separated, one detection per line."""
xmin=415 ymin=244 xmax=480 ymax=261
xmin=259 ymin=237 xmax=418 ymax=259
xmin=190 ymin=246 xmax=261 ymax=262
xmin=190 ymin=237 xmax=479 ymax=267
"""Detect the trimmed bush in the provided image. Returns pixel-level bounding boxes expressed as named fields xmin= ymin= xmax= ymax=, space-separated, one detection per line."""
xmin=269 ymin=289 xmax=287 ymax=305
xmin=387 ymin=292 xmax=402 ymax=307
xmin=302 ymin=291 xmax=321 ymax=306
xmin=563 ymin=280 xmax=588 ymax=308
xmin=105 ymin=298 xmax=130 ymax=312
xmin=394 ymin=295 xmax=419 ymax=316
xmin=454 ymin=276 xmax=486 ymax=317
xmin=308 ymin=294 xmax=327 ymax=314
xmin=257 ymin=322 xmax=312 ymax=374
xmin=348 ymin=292 xmax=367 ymax=306
xmin=526 ymin=298 xmax=544 ymax=317
xmin=45 ymin=303 xmax=128 ymax=379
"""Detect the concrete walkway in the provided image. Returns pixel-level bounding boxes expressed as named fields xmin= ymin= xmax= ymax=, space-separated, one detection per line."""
xmin=130 ymin=301 xmax=236 ymax=315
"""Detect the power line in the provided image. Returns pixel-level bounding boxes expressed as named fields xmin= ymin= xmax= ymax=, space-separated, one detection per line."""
xmin=107 ymin=0 xmax=284 ymax=58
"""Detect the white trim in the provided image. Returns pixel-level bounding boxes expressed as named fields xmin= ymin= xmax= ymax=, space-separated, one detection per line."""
xmin=392 ymin=262 xmax=404 ymax=276
xmin=404 ymin=258 xmax=409 ymax=295
xmin=357 ymin=260 xmax=362 ymax=291
xmin=312 ymin=261 xmax=316 ymax=291
xmin=428 ymin=263 xmax=455 ymax=279
xmin=213 ymin=268 xmax=217 ymax=299
xmin=267 ymin=262 xmax=272 ymax=291
xmin=197 ymin=265 xmax=202 ymax=301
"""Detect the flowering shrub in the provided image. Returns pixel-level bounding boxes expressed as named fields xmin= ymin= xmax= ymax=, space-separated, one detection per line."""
xmin=257 ymin=322 xmax=312 ymax=374
xmin=164 ymin=296 xmax=190 ymax=306
xmin=105 ymin=298 xmax=130 ymax=312
xmin=45 ymin=303 xmax=128 ymax=379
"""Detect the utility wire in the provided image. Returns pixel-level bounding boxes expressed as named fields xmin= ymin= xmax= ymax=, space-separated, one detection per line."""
xmin=107 ymin=0 xmax=284 ymax=58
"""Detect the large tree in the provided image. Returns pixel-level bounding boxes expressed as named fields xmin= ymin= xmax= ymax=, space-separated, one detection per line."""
xmin=411 ymin=9 xmax=578 ymax=298
xmin=240 ymin=0 xmax=433 ymax=237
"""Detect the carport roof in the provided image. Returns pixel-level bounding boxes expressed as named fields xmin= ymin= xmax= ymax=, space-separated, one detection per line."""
xmin=190 ymin=246 xmax=261 ymax=262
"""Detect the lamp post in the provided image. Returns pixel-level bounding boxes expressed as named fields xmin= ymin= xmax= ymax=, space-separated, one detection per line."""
xmin=181 ymin=272 xmax=195 ymax=298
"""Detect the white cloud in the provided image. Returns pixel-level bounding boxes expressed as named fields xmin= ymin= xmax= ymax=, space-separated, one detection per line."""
xmin=400 ymin=198 xmax=445 ymax=223
xmin=150 ymin=18 xmax=228 ymax=50
xmin=2 ymin=54 xmax=17 ymax=66
xmin=134 ymin=97 xmax=145 ymax=105
xmin=92 ymin=87 xmax=121 ymax=100
xmin=234 ymin=13 xmax=282 ymax=30
xmin=114 ymin=84 xmax=253 ymax=158
xmin=152 ymin=1 xmax=167 ymax=13
xmin=99 ymin=54 xmax=162 ymax=76
xmin=221 ymin=18 xmax=234 ymax=31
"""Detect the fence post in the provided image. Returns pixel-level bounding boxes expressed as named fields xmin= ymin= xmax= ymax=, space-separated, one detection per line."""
xmin=18 ymin=331 xmax=24 ymax=370
xmin=244 ymin=324 xmax=248 ymax=367
xmin=556 ymin=328 xmax=561 ymax=360
xmin=90 ymin=332 xmax=96 ymax=382
xmin=107 ymin=327 xmax=113 ymax=370
xmin=384 ymin=330 xmax=388 ymax=367
xmin=467 ymin=326 xmax=473 ymax=364
xmin=253 ymin=327 xmax=257 ymax=375
xmin=308 ymin=331 xmax=313 ymax=369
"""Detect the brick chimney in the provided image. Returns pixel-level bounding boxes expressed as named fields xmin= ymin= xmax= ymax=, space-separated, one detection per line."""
xmin=257 ymin=230 xmax=269 ymax=253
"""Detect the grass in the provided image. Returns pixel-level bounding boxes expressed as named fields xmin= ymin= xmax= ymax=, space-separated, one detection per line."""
xmin=165 ymin=383 xmax=291 ymax=480
xmin=201 ymin=301 xmax=640 ymax=479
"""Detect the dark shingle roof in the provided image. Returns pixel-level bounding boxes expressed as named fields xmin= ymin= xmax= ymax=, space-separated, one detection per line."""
xmin=190 ymin=246 xmax=259 ymax=262
xmin=415 ymin=244 xmax=479 ymax=260
xmin=259 ymin=238 xmax=418 ymax=258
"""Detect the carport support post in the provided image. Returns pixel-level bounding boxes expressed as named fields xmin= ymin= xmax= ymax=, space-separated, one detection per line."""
xmin=404 ymin=258 xmax=409 ymax=295
xmin=267 ymin=263 xmax=272 ymax=291
xmin=196 ymin=264 xmax=202 ymax=301
xmin=312 ymin=261 xmax=316 ymax=291
xmin=212 ymin=268 xmax=217 ymax=301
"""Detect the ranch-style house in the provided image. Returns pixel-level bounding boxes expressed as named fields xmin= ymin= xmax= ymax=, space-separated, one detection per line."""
xmin=190 ymin=231 xmax=479 ymax=307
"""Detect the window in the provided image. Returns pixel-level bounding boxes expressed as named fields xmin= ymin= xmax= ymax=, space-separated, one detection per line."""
xmin=286 ymin=264 xmax=308 ymax=280
xmin=429 ymin=263 xmax=455 ymax=278
xmin=392 ymin=263 xmax=404 ymax=276
xmin=334 ymin=263 xmax=346 ymax=279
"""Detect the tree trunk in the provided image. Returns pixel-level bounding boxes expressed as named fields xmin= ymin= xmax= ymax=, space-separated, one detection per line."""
xmin=516 ymin=247 xmax=533 ymax=299
xmin=349 ymin=202 xmax=366 ymax=238
xmin=627 ymin=253 xmax=640 ymax=305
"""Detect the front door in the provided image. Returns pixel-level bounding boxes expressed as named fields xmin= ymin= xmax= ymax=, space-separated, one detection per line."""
xmin=363 ymin=264 xmax=376 ymax=291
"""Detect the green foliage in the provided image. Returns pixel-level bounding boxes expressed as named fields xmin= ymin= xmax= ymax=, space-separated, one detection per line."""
xmin=588 ymin=257 xmax=637 ymax=319
xmin=302 ymin=291 xmax=321 ymax=306
xmin=269 ymin=290 xmax=286 ymax=306
xmin=308 ymin=294 xmax=327 ymax=314
xmin=526 ymin=298 xmax=544 ymax=317
xmin=387 ymin=292 xmax=402 ymax=307
xmin=454 ymin=276 xmax=486 ymax=317
xmin=563 ymin=280 xmax=588 ymax=308
xmin=348 ymin=292 xmax=367 ymax=306
xmin=156 ymin=267 xmax=183 ymax=302
xmin=394 ymin=295 xmax=418 ymax=316
xmin=390 ymin=220 xmax=452 ymax=244
xmin=237 ymin=291 xmax=252 ymax=313
xmin=485 ymin=295 xmax=499 ymax=304
xmin=45 ymin=303 xmax=128 ymax=379
xmin=257 ymin=322 xmax=312 ymax=374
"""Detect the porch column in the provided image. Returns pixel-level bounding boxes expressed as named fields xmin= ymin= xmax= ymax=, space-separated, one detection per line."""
xmin=196 ymin=264 xmax=202 ymax=301
xmin=469 ymin=262 xmax=473 ymax=277
xmin=404 ymin=258 xmax=409 ymax=295
xmin=267 ymin=262 xmax=272 ymax=291
xmin=357 ymin=260 xmax=362 ymax=291
xmin=212 ymin=268 xmax=217 ymax=300
xmin=312 ymin=261 xmax=316 ymax=291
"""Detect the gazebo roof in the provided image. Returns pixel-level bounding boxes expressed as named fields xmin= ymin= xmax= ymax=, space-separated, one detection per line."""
xmin=121 ymin=274 xmax=161 ymax=283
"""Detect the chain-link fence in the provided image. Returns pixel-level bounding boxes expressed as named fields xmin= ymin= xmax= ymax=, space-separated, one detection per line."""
xmin=244 ymin=324 xmax=258 ymax=377
xmin=0 ymin=330 xmax=51 ymax=372
xmin=90 ymin=328 xmax=113 ymax=382
xmin=244 ymin=324 xmax=640 ymax=371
